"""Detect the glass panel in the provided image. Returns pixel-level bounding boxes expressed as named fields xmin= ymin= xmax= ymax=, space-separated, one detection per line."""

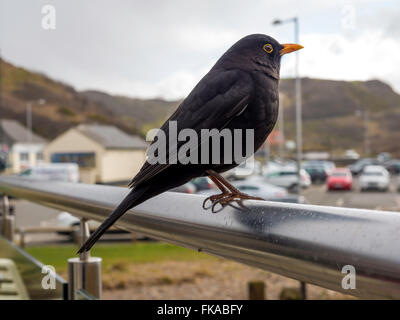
xmin=0 ymin=235 xmax=67 ymax=300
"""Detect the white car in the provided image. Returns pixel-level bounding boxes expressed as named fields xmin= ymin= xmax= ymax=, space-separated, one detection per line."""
xmin=227 ymin=159 xmax=262 ymax=179
xmin=232 ymin=180 xmax=288 ymax=199
xmin=263 ymin=169 xmax=311 ymax=191
xmin=197 ymin=179 xmax=288 ymax=200
xmin=359 ymin=165 xmax=390 ymax=192
xmin=19 ymin=163 xmax=80 ymax=183
xmin=57 ymin=212 xmax=129 ymax=239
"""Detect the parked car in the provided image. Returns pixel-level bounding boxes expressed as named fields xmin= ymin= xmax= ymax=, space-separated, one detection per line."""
xmin=384 ymin=159 xmax=400 ymax=175
xmin=19 ymin=163 xmax=80 ymax=183
xmin=344 ymin=149 xmax=360 ymax=160
xmin=263 ymin=169 xmax=311 ymax=191
xmin=227 ymin=159 xmax=262 ymax=180
xmin=303 ymin=160 xmax=335 ymax=175
xmin=191 ymin=177 xmax=214 ymax=191
xmin=197 ymin=179 xmax=288 ymax=200
xmin=359 ymin=165 xmax=390 ymax=192
xmin=232 ymin=180 xmax=288 ymax=199
xmin=349 ymin=158 xmax=380 ymax=176
xmin=169 ymin=182 xmax=197 ymax=194
xmin=303 ymin=165 xmax=328 ymax=184
xmin=326 ymin=168 xmax=353 ymax=191
xmin=57 ymin=212 xmax=129 ymax=239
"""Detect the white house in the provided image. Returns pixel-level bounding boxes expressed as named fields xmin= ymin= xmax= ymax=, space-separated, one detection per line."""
xmin=1 ymin=119 xmax=47 ymax=173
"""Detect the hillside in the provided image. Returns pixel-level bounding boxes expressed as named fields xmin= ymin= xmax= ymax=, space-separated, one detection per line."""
xmin=0 ymin=59 xmax=178 ymax=139
xmin=279 ymin=78 xmax=400 ymax=155
xmin=1 ymin=58 xmax=400 ymax=156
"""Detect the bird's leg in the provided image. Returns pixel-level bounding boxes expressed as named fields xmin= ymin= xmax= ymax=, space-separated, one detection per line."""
xmin=202 ymin=175 xmax=230 ymax=209
xmin=204 ymin=170 xmax=264 ymax=212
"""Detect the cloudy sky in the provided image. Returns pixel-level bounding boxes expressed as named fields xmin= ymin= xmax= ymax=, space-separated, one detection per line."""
xmin=1 ymin=0 xmax=399 ymax=100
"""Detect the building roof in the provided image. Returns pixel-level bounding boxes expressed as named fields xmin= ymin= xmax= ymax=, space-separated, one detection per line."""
xmin=76 ymin=124 xmax=148 ymax=149
xmin=1 ymin=119 xmax=47 ymax=144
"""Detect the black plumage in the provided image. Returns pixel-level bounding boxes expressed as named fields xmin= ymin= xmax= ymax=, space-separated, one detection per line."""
xmin=78 ymin=34 xmax=302 ymax=253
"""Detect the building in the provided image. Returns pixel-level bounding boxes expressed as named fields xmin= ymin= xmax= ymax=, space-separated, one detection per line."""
xmin=43 ymin=124 xmax=148 ymax=184
xmin=0 ymin=119 xmax=47 ymax=173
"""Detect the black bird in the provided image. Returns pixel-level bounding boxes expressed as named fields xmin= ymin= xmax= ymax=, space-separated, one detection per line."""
xmin=78 ymin=34 xmax=303 ymax=253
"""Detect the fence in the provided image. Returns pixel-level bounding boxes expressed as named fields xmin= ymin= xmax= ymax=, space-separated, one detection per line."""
xmin=0 ymin=175 xmax=400 ymax=299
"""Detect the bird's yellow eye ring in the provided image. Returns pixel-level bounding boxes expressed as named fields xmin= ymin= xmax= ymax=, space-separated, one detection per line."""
xmin=263 ymin=43 xmax=274 ymax=54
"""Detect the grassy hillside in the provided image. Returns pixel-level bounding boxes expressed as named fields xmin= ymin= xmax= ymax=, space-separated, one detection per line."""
xmin=1 ymin=58 xmax=400 ymax=156
xmin=279 ymin=78 xmax=400 ymax=155
xmin=0 ymin=58 xmax=178 ymax=139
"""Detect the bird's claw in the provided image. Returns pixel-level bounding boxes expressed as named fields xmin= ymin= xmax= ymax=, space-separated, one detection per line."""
xmin=203 ymin=192 xmax=264 ymax=213
xmin=202 ymin=193 xmax=229 ymax=210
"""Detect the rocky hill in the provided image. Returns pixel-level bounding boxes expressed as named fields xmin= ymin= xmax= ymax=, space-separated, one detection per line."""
xmin=1 ymin=58 xmax=400 ymax=156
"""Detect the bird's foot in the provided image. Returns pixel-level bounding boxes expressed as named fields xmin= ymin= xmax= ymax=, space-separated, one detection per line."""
xmin=203 ymin=192 xmax=229 ymax=210
xmin=203 ymin=191 xmax=264 ymax=213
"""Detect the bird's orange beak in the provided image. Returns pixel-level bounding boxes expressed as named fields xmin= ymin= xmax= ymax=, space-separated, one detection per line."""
xmin=280 ymin=43 xmax=304 ymax=56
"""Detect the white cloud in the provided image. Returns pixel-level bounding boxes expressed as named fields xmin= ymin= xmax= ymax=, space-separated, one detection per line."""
xmin=293 ymin=31 xmax=400 ymax=93
xmin=1 ymin=0 xmax=399 ymax=99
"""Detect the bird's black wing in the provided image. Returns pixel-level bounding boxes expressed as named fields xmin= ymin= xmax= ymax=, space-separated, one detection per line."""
xmin=129 ymin=69 xmax=253 ymax=188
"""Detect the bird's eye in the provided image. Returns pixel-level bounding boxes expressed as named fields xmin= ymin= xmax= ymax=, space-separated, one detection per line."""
xmin=263 ymin=43 xmax=274 ymax=54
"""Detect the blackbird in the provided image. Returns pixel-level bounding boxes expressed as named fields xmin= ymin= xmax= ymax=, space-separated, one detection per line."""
xmin=78 ymin=34 xmax=302 ymax=253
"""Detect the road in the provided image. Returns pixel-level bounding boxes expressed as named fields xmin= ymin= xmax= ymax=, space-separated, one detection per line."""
xmin=302 ymin=176 xmax=400 ymax=211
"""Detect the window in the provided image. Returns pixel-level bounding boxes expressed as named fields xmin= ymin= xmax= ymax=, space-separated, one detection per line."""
xmin=20 ymin=152 xmax=29 ymax=162
xmin=332 ymin=172 xmax=347 ymax=177
xmin=51 ymin=152 xmax=95 ymax=168
xmin=36 ymin=152 xmax=44 ymax=161
xmin=237 ymin=185 xmax=259 ymax=191
xmin=280 ymin=171 xmax=297 ymax=176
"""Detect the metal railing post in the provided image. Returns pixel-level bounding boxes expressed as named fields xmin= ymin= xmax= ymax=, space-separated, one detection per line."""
xmin=1 ymin=195 xmax=14 ymax=242
xmin=68 ymin=218 xmax=102 ymax=300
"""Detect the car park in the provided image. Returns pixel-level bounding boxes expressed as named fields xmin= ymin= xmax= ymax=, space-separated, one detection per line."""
xmin=359 ymin=165 xmax=390 ymax=192
xmin=197 ymin=179 xmax=288 ymax=200
xmin=170 ymin=182 xmax=197 ymax=194
xmin=326 ymin=168 xmax=353 ymax=191
xmin=232 ymin=180 xmax=288 ymax=199
xmin=57 ymin=211 xmax=130 ymax=240
xmin=19 ymin=163 xmax=80 ymax=183
xmin=384 ymin=159 xmax=400 ymax=175
xmin=191 ymin=177 xmax=214 ymax=191
xmin=349 ymin=158 xmax=381 ymax=176
xmin=303 ymin=165 xmax=328 ymax=184
xmin=227 ymin=159 xmax=262 ymax=180
xmin=303 ymin=160 xmax=335 ymax=175
xmin=263 ymin=168 xmax=311 ymax=191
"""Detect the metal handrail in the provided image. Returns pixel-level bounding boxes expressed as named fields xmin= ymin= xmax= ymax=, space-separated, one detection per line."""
xmin=1 ymin=175 xmax=400 ymax=299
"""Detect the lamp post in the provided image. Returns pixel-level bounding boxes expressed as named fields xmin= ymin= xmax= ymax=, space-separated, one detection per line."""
xmin=278 ymin=93 xmax=285 ymax=159
xmin=272 ymin=17 xmax=302 ymax=192
xmin=26 ymin=99 xmax=46 ymax=144
xmin=273 ymin=17 xmax=306 ymax=299
xmin=26 ymin=99 xmax=45 ymax=168
xmin=355 ymin=109 xmax=370 ymax=157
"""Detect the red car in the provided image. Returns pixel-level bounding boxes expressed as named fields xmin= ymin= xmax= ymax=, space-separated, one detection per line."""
xmin=326 ymin=168 xmax=353 ymax=191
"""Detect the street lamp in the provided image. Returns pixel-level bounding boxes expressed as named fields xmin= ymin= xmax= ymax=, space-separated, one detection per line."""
xmin=272 ymin=17 xmax=302 ymax=192
xmin=26 ymin=99 xmax=46 ymax=144
xmin=355 ymin=109 xmax=370 ymax=156
xmin=273 ymin=17 xmax=305 ymax=299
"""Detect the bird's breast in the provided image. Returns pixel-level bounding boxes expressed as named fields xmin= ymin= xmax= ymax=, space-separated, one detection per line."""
xmin=225 ymin=73 xmax=279 ymax=155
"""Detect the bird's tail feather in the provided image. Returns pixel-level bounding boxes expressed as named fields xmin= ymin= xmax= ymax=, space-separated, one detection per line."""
xmin=77 ymin=187 xmax=148 ymax=254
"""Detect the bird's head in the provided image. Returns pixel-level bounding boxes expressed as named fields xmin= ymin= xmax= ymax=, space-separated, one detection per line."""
xmin=214 ymin=34 xmax=303 ymax=80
